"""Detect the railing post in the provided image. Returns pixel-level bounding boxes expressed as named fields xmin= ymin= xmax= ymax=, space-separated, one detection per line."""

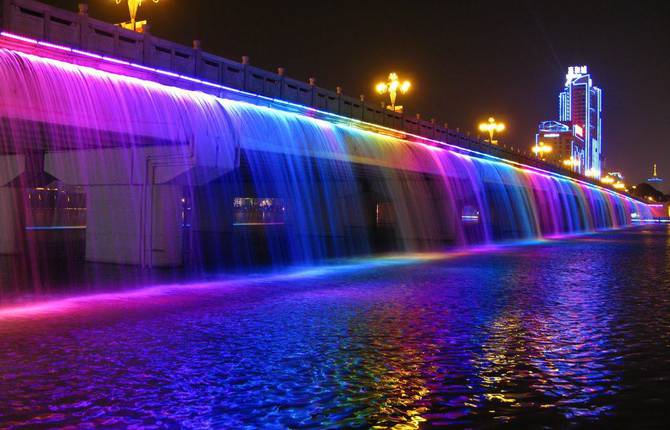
xmin=77 ymin=3 xmax=88 ymax=50
xmin=43 ymin=4 xmax=51 ymax=41
xmin=308 ymin=77 xmax=316 ymax=106
xmin=142 ymin=23 xmax=153 ymax=66
xmin=192 ymin=39 xmax=201 ymax=77
xmin=336 ymin=86 xmax=342 ymax=115
xmin=1 ymin=0 xmax=9 ymax=30
xmin=241 ymin=55 xmax=250 ymax=91
xmin=277 ymin=67 xmax=285 ymax=98
xmin=359 ymin=95 xmax=365 ymax=121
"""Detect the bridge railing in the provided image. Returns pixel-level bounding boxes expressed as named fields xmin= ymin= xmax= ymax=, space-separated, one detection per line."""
xmin=0 ymin=0 xmax=605 ymax=187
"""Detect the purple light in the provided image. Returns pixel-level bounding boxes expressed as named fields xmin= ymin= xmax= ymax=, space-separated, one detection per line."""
xmin=0 ymin=30 xmax=654 ymax=211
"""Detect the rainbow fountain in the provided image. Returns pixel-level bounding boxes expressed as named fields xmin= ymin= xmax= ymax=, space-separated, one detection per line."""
xmin=0 ymin=3 xmax=666 ymax=428
xmin=0 ymin=21 xmax=653 ymax=298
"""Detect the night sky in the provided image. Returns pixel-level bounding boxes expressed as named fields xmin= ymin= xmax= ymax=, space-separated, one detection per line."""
xmin=42 ymin=0 xmax=670 ymax=187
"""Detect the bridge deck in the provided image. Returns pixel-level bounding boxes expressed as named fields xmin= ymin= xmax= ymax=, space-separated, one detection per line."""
xmin=0 ymin=0 xmax=635 ymax=198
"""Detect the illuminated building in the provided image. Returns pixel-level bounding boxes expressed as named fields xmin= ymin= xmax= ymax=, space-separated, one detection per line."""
xmin=647 ymin=164 xmax=663 ymax=184
xmin=559 ymin=66 xmax=603 ymax=177
xmin=534 ymin=121 xmax=585 ymax=173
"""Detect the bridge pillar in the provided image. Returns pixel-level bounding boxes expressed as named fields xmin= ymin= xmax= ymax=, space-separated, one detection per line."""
xmin=0 ymin=187 xmax=21 ymax=254
xmin=85 ymin=184 xmax=185 ymax=267
xmin=0 ymin=154 xmax=25 ymax=255
xmin=45 ymin=145 xmax=235 ymax=268
xmin=45 ymin=148 xmax=192 ymax=267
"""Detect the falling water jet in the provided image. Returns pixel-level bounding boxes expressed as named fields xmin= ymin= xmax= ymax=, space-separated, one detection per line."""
xmin=0 ymin=47 xmax=653 ymax=298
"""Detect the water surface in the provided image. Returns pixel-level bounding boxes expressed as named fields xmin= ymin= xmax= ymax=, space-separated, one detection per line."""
xmin=1 ymin=225 xmax=669 ymax=428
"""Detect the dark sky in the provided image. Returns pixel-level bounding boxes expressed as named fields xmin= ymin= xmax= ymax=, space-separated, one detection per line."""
xmin=42 ymin=0 xmax=670 ymax=187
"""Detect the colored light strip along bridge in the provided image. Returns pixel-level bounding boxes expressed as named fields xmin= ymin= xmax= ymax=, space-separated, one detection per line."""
xmin=0 ymin=0 xmax=613 ymax=184
xmin=0 ymin=0 xmax=653 ymax=269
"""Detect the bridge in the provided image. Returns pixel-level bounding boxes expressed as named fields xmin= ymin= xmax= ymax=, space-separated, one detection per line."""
xmin=0 ymin=0 xmax=653 ymax=269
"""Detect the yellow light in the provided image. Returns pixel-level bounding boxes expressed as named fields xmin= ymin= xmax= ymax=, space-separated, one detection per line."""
xmin=375 ymin=82 xmax=388 ymax=94
xmin=478 ymin=117 xmax=506 ymax=144
xmin=532 ymin=142 xmax=552 ymax=157
xmin=115 ymin=0 xmax=159 ymax=30
xmin=376 ymin=72 xmax=411 ymax=111
xmin=600 ymin=176 xmax=615 ymax=184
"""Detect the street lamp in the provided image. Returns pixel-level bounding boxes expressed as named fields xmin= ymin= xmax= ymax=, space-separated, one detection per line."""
xmin=562 ymin=157 xmax=580 ymax=172
xmin=376 ymin=72 xmax=411 ymax=113
xmin=478 ymin=117 xmax=505 ymax=144
xmin=115 ymin=0 xmax=159 ymax=32
xmin=532 ymin=141 xmax=552 ymax=160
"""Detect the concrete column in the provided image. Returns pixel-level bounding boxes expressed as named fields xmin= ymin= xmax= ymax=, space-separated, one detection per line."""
xmin=0 ymin=154 xmax=25 ymax=255
xmin=86 ymin=184 xmax=184 ymax=267
xmin=192 ymin=39 xmax=202 ymax=77
xmin=1 ymin=0 xmax=11 ymax=29
xmin=77 ymin=3 xmax=89 ymax=50
xmin=0 ymin=187 xmax=20 ymax=254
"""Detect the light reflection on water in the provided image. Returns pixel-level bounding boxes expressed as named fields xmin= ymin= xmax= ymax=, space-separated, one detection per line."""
xmin=0 ymin=225 xmax=669 ymax=428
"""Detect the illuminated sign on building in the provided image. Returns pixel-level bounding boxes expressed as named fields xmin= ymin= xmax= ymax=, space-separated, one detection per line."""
xmin=565 ymin=65 xmax=588 ymax=86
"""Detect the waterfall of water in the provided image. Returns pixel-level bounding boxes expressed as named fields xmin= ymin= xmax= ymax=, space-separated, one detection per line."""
xmin=0 ymin=47 xmax=652 ymax=293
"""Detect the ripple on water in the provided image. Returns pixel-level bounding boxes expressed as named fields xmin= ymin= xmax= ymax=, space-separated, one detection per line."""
xmin=0 ymin=226 xmax=669 ymax=428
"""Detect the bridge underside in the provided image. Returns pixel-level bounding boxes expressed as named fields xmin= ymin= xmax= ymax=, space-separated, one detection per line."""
xmin=1 ymin=147 xmax=474 ymax=268
xmin=0 ymin=43 xmax=648 ymax=270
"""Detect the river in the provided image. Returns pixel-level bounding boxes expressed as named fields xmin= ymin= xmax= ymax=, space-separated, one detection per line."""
xmin=1 ymin=225 xmax=668 ymax=428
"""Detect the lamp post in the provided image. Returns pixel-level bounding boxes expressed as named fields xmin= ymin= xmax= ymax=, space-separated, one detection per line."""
xmin=375 ymin=72 xmax=411 ymax=113
xmin=478 ymin=117 xmax=505 ymax=144
xmin=532 ymin=141 xmax=553 ymax=160
xmin=562 ymin=157 xmax=580 ymax=172
xmin=115 ymin=0 xmax=159 ymax=32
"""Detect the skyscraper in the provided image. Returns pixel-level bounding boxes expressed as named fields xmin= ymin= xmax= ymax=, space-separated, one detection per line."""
xmin=559 ymin=66 xmax=603 ymax=177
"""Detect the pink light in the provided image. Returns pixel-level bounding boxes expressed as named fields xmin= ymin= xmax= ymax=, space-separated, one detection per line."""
xmin=103 ymin=56 xmax=131 ymax=66
xmin=0 ymin=31 xmax=652 ymax=210
xmin=0 ymin=253 xmax=457 ymax=319
xmin=129 ymin=62 xmax=157 ymax=73
xmin=72 ymin=49 xmax=104 ymax=60
xmin=0 ymin=31 xmax=38 ymax=44
xmin=37 ymin=40 xmax=71 ymax=52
